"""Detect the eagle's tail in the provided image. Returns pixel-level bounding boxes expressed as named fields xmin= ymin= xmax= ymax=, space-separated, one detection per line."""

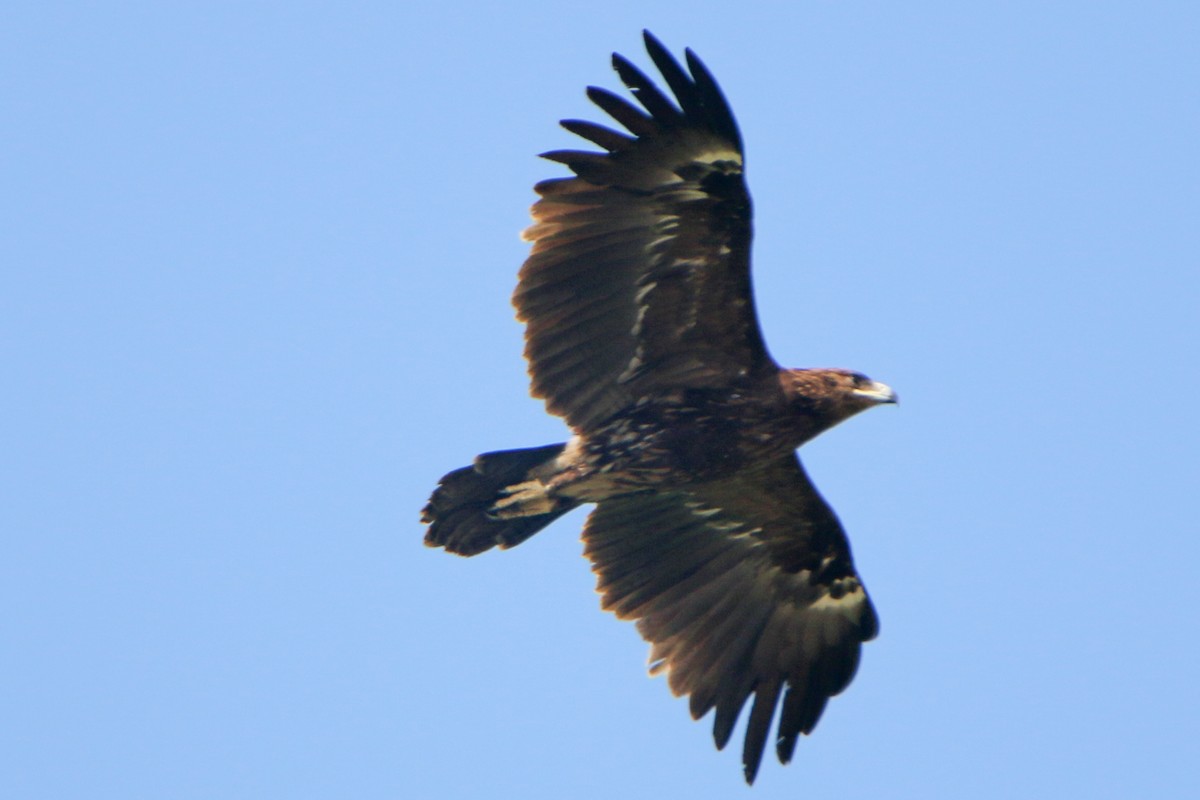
xmin=422 ymin=443 xmax=580 ymax=556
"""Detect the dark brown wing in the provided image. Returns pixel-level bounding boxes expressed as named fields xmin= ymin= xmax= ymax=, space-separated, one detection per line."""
xmin=582 ymin=454 xmax=878 ymax=784
xmin=514 ymin=31 xmax=776 ymax=432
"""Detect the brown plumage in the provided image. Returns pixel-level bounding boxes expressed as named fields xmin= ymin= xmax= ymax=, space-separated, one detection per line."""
xmin=422 ymin=31 xmax=896 ymax=784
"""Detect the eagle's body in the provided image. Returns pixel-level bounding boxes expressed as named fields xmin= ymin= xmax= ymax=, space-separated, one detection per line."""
xmin=422 ymin=32 xmax=896 ymax=784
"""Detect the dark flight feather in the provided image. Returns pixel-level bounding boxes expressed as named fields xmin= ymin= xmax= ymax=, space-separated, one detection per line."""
xmin=516 ymin=32 xmax=771 ymax=431
xmin=582 ymin=456 xmax=877 ymax=782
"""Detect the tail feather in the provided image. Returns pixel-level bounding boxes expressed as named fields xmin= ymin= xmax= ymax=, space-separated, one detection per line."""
xmin=422 ymin=443 xmax=580 ymax=556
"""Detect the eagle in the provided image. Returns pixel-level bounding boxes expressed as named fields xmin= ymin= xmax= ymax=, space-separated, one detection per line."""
xmin=422 ymin=31 xmax=896 ymax=784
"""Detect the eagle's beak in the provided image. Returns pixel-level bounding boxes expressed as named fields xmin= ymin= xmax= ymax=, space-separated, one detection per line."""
xmin=853 ymin=381 xmax=898 ymax=405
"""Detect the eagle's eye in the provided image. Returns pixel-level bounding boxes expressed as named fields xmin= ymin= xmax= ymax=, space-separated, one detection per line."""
xmin=850 ymin=373 xmax=872 ymax=389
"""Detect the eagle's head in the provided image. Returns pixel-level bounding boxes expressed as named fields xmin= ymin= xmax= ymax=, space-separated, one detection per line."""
xmin=781 ymin=368 xmax=897 ymax=439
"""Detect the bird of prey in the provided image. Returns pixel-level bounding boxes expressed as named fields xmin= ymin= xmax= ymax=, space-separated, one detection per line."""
xmin=422 ymin=31 xmax=896 ymax=784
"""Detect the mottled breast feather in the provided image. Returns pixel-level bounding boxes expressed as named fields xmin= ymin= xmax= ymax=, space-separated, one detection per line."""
xmin=515 ymin=31 xmax=776 ymax=432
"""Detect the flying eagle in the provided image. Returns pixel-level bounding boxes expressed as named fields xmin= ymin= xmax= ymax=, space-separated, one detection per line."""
xmin=422 ymin=31 xmax=896 ymax=784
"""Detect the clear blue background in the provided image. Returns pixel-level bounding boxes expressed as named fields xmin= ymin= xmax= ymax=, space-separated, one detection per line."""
xmin=5 ymin=2 xmax=1198 ymax=797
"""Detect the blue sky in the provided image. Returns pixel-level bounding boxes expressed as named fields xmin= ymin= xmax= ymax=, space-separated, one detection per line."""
xmin=4 ymin=2 xmax=1199 ymax=798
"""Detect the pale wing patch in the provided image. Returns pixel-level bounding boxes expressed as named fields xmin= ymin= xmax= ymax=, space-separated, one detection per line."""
xmin=690 ymin=147 xmax=743 ymax=166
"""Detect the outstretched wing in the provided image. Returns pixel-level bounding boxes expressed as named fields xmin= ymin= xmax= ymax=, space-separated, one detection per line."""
xmin=515 ymin=31 xmax=776 ymax=432
xmin=582 ymin=454 xmax=878 ymax=784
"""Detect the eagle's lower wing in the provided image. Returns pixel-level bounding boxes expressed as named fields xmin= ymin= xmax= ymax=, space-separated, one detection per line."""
xmin=515 ymin=32 xmax=775 ymax=432
xmin=582 ymin=454 xmax=877 ymax=784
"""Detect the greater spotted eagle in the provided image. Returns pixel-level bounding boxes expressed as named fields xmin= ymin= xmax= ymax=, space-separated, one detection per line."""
xmin=422 ymin=31 xmax=896 ymax=784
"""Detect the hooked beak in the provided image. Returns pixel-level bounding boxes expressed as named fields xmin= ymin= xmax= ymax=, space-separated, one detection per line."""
xmin=852 ymin=380 xmax=899 ymax=405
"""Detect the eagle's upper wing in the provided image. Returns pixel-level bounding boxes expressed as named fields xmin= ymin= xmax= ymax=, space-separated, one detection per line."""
xmin=582 ymin=454 xmax=878 ymax=784
xmin=515 ymin=32 xmax=776 ymax=432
